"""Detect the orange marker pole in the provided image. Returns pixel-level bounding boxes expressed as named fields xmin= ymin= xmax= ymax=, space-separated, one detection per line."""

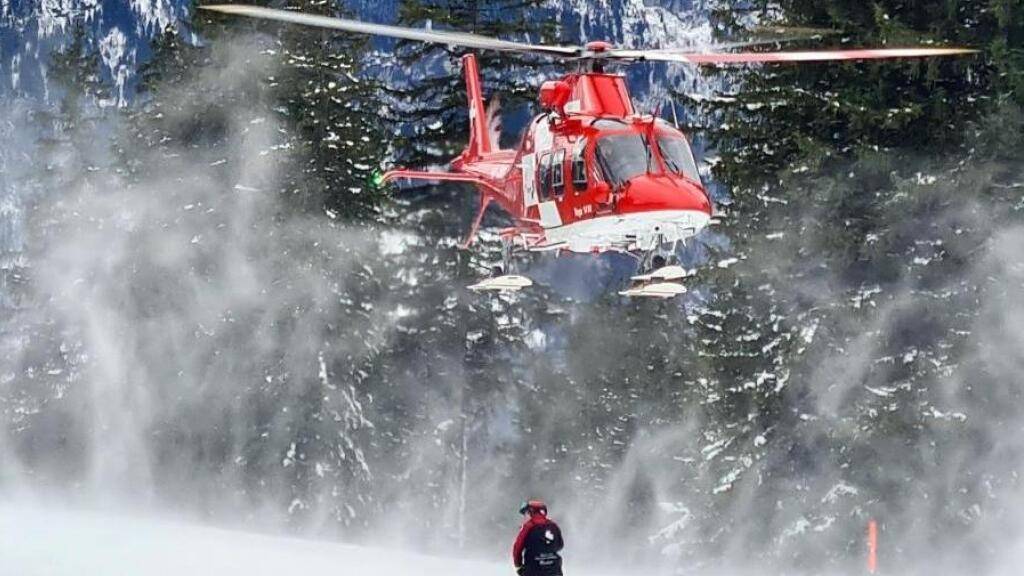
xmin=867 ymin=519 xmax=878 ymax=574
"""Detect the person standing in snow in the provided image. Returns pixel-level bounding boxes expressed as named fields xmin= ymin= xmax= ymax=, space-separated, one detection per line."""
xmin=512 ymin=500 xmax=564 ymax=576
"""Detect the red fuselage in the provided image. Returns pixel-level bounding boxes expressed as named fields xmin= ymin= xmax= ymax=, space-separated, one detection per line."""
xmin=386 ymin=55 xmax=714 ymax=254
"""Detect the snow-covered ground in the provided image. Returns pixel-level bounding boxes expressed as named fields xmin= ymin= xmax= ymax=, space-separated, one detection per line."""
xmin=0 ymin=504 xmax=507 ymax=576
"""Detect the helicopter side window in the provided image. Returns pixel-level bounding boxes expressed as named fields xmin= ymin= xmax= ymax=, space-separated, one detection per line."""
xmin=552 ymin=149 xmax=565 ymax=197
xmin=572 ymin=139 xmax=588 ymax=192
xmin=657 ymin=133 xmax=701 ymax=183
xmin=538 ymin=152 xmax=552 ymax=201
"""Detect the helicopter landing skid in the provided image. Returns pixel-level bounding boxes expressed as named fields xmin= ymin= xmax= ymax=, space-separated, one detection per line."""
xmin=468 ymin=275 xmax=533 ymax=293
xmin=468 ymin=234 xmax=532 ymax=293
xmin=631 ymin=264 xmax=688 ymax=282
xmin=620 ymin=265 xmax=689 ymax=298
xmin=621 ymin=238 xmax=690 ymax=298
xmin=619 ymin=280 xmax=687 ymax=299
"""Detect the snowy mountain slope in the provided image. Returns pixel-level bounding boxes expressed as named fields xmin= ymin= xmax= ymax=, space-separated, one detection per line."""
xmin=0 ymin=504 xmax=510 ymax=576
xmin=1 ymin=0 xmax=187 ymax=100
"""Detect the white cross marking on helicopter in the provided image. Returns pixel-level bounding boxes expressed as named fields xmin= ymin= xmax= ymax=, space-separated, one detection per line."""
xmin=533 ymin=119 xmax=552 ymax=153
xmin=538 ymin=201 xmax=562 ymax=228
xmin=522 ymin=153 xmax=538 ymax=207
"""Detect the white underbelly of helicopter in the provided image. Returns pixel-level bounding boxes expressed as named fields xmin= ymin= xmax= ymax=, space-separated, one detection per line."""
xmin=537 ymin=209 xmax=711 ymax=253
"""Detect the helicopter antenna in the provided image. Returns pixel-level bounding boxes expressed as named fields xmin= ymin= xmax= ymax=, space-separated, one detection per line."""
xmin=670 ymin=99 xmax=680 ymax=129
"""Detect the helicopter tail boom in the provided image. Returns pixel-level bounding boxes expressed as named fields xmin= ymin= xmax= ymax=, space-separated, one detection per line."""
xmin=381 ymin=169 xmax=502 ymax=193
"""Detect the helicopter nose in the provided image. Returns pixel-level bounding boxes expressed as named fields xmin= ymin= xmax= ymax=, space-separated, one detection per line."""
xmin=616 ymin=174 xmax=711 ymax=215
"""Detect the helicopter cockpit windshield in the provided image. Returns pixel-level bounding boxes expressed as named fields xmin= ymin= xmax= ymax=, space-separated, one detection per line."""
xmin=656 ymin=131 xmax=701 ymax=183
xmin=594 ymin=119 xmax=702 ymax=188
xmin=595 ymin=132 xmax=651 ymax=187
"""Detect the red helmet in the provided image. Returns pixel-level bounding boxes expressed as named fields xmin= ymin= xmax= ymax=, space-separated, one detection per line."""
xmin=519 ymin=499 xmax=548 ymax=516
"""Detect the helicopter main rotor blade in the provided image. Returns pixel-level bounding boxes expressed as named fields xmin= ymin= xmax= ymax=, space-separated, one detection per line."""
xmin=201 ymin=5 xmax=977 ymax=67
xmin=200 ymin=4 xmax=581 ymax=57
xmin=607 ymin=46 xmax=978 ymax=64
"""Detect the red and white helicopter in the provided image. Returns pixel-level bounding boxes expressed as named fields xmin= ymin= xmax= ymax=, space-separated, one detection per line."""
xmin=203 ymin=4 xmax=975 ymax=297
